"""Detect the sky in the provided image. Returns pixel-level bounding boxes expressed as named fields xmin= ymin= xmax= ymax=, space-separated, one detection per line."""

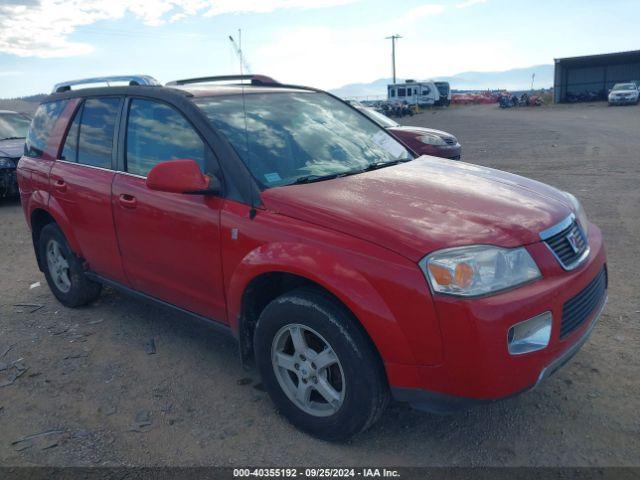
xmin=0 ymin=0 xmax=638 ymax=98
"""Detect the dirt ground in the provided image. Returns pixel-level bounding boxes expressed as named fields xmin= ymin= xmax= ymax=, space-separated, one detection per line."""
xmin=1 ymin=102 xmax=638 ymax=467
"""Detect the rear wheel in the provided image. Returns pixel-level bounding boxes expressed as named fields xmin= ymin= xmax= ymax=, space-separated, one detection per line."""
xmin=254 ymin=288 xmax=389 ymax=441
xmin=39 ymin=223 xmax=102 ymax=307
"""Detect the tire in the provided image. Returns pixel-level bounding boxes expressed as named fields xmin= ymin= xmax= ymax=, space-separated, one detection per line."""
xmin=254 ymin=287 xmax=389 ymax=441
xmin=39 ymin=223 xmax=102 ymax=307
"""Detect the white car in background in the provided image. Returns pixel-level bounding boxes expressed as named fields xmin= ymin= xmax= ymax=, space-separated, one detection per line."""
xmin=608 ymin=83 xmax=639 ymax=106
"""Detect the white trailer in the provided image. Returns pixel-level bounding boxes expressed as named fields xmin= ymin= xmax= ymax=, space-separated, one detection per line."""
xmin=387 ymin=80 xmax=440 ymax=106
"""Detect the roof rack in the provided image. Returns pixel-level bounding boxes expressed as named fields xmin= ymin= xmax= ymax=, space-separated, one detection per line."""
xmin=166 ymin=74 xmax=279 ymax=87
xmin=52 ymin=75 xmax=160 ymax=93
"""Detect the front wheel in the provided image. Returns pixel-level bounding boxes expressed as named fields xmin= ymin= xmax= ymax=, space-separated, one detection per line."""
xmin=254 ymin=288 xmax=389 ymax=441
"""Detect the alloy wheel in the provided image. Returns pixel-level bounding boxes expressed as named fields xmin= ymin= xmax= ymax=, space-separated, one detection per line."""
xmin=46 ymin=239 xmax=71 ymax=293
xmin=271 ymin=323 xmax=345 ymax=417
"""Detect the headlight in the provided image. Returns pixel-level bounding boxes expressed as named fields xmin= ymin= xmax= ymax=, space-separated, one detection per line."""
xmin=418 ymin=133 xmax=447 ymax=146
xmin=0 ymin=157 xmax=15 ymax=169
xmin=562 ymin=191 xmax=589 ymax=234
xmin=420 ymin=245 xmax=541 ymax=297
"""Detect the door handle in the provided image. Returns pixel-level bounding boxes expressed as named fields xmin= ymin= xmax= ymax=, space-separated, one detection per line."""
xmin=118 ymin=193 xmax=137 ymax=209
xmin=53 ymin=179 xmax=67 ymax=193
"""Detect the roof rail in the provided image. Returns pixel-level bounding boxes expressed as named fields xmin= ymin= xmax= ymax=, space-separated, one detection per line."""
xmin=52 ymin=75 xmax=160 ymax=93
xmin=166 ymin=74 xmax=279 ymax=87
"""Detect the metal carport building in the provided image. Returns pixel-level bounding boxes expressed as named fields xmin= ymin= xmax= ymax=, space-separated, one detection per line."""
xmin=554 ymin=50 xmax=640 ymax=103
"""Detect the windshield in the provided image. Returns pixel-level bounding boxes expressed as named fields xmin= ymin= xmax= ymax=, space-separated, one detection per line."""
xmin=357 ymin=107 xmax=399 ymax=128
xmin=195 ymin=92 xmax=412 ymax=187
xmin=612 ymin=84 xmax=635 ymax=91
xmin=0 ymin=112 xmax=31 ymax=140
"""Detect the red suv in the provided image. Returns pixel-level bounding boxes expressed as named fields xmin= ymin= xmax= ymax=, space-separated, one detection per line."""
xmin=18 ymin=75 xmax=607 ymax=441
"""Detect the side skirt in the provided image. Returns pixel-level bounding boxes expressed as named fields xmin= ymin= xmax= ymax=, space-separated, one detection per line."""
xmin=85 ymin=272 xmax=235 ymax=339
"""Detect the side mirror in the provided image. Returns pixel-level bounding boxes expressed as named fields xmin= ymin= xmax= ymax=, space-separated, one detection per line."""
xmin=146 ymin=159 xmax=219 ymax=195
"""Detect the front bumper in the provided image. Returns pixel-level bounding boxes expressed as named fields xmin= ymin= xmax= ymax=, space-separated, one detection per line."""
xmin=417 ymin=143 xmax=462 ymax=160
xmin=609 ymin=96 xmax=638 ymax=105
xmin=0 ymin=167 xmax=18 ymax=198
xmin=392 ymin=295 xmax=606 ymax=413
xmin=388 ymin=223 xmax=607 ymax=411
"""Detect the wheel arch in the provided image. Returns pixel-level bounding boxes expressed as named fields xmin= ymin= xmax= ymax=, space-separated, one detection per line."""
xmin=228 ymin=242 xmax=418 ymax=368
xmin=239 ymin=271 xmax=390 ymax=378
xmin=29 ymin=202 xmax=82 ymax=271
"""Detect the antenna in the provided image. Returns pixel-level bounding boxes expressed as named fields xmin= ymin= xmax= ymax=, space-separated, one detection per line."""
xmin=232 ymin=29 xmax=257 ymax=219
xmin=385 ymin=34 xmax=402 ymax=84
xmin=229 ymin=30 xmax=251 ymax=76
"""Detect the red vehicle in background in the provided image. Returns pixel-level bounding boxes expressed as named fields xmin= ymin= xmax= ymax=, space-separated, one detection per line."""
xmin=18 ymin=75 xmax=607 ymax=441
xmin=351 ymin=103 xmax=462 ymax=160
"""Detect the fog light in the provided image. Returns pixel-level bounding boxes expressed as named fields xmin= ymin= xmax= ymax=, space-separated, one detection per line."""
xmin=507 ymin=312 xmax=552 ymax=355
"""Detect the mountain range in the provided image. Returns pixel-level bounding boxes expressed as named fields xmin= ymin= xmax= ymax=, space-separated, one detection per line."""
xmin=329 ymin=64 xmax=554 ymax=99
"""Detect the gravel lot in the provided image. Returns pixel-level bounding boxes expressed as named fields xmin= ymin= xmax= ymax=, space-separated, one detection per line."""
xmin=1 ymin=102 xmax=638 ymax=467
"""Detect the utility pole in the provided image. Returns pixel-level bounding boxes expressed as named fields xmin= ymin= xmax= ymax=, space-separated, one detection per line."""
xmin=385 ymin=34 xmax=402 ymax=84
xmin=531 ymin=73 xmax=536 ymax=91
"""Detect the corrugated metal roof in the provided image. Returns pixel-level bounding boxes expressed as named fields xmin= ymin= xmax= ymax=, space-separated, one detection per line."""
xmin=555 ymin=49 xmax=640 ymax=63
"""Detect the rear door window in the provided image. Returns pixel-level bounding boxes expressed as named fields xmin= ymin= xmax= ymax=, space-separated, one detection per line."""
xmin=25 ymin=100 xmax=69 ymax=158
xmin=77 ymin=97 xmax=122 ymax=169
xmin=125 ymin=98 xmax=205 ymax=177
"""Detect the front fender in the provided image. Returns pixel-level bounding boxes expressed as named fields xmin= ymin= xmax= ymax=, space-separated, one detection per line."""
xmin=227 ymin=241 xmax=420 ymax=365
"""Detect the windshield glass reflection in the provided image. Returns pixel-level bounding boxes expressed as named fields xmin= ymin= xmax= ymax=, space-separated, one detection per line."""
xmin=196 ymin=92 xmax=412 ymax=187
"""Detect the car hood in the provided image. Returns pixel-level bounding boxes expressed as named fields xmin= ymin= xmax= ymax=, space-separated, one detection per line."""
xmin=389 ymin=125 xmax=455 ymax=139
xmin=610 ymin=89 xmax=637 ymax=95
xmin=261 ymin=157 xmax=572 ymax=262
xmin=0 ymin=138 xmax=25 ymax=159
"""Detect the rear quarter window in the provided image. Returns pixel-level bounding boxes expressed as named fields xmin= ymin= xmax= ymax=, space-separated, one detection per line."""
xmin=24 ymin=100 xmax=69 ymax=158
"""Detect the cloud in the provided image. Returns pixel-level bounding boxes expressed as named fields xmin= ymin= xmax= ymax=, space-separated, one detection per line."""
xmin=203 ymin=0 xmax=357 ymax=16
xmin=456 ymin=0 xmax=486 ymax=8
xmin=393 ymin=4 xmax=445 ymax=27
xmin=0 ymin=0 xmax=358 ymax=58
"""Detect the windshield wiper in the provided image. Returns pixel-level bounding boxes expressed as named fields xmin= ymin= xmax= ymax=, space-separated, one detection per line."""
xmin=289 ymin=173 xmax=343 ymax=185
xmin=289 ymin=159 xmax=412 ymax=185
xmin=0 ymin=136 xmax=25 ymax=141
xmin=362 ymin=158 xmax=412 ymax=172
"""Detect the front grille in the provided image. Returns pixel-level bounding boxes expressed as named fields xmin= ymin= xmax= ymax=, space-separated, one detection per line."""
xmin=560 ymin=267 xmax=607 ymax=338
xmin=543 ymin=220 xmax=588 ymax=269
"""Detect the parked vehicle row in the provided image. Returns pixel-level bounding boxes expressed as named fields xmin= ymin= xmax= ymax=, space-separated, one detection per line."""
xmin=17 ymin=74 xmax=607 ymax=441
xmin=0 ymin=110 xmax=31 ymax=198
xmin=499 ymin=92 xmax=544 ymax=108
xmin=566 ymin=81 xmax=640 ymax=105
